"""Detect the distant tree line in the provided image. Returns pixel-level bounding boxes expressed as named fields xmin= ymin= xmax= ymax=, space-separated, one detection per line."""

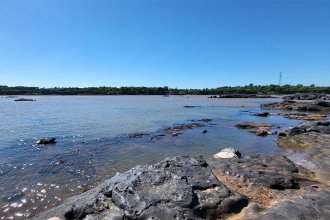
xmin=0 ymin=84 xmax=329 ymax=95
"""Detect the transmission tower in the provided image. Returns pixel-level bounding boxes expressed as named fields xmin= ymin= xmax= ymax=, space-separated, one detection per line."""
xmin=279 ymin=72 xmax=282 ymax=86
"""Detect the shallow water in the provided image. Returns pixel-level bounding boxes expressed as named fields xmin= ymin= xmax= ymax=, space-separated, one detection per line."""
xmin=0 ymin=95 xmax=300 ymax=219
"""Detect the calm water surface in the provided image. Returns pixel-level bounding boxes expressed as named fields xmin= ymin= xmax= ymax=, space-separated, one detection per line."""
xmin=0 ymin=95 xmax=300 ymax=219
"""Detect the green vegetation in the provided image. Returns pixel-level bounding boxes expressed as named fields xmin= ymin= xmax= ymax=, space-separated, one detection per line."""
xmin=0 ymin=84 xmax=329 ymax=95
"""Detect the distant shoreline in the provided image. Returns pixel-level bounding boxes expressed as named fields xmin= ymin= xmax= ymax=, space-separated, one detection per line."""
xmin=1 ymin=84 xmax=329 ymax=96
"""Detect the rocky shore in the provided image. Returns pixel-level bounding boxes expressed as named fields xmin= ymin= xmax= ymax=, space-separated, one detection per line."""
xmin=29 ymin=95 xmax=330 ymax=220
xmin=32 ymin=119 xmax=330 ymax=220
xmin=261 ymin=100 xmax=330 ymax=112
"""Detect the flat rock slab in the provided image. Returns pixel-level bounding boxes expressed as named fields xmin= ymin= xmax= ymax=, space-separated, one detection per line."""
xmin=208 ymin=154 xmax=311 ymax=190
xmin=32 ymin=156 xmax=248 ymax=220
xmin=242 ymin=188 xmax=330 ymax=220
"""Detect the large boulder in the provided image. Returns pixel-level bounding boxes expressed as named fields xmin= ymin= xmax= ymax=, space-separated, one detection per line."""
xmin=33 ymin=156 xmax=249 ymax=220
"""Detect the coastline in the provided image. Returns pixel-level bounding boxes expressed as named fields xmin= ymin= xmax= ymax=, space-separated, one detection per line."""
xmin=31 ymin=97 xmax=330 ymax=219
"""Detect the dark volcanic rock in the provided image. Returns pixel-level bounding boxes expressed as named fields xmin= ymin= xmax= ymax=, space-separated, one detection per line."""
xmin=314 ymin=100 xmax=330 ymax=107
xmin=14 ymin=98 xmax=35 ymax=101
xmin=283 ymin=93 xmax=330 ymax=101
xmin=287 ymin=120 xmax=330 ymax=136
xmin=261 ymin=100 xmax=325 ymax=111
xmin=33 ymin=156 xmax=249 ymax=220
xmin=208 ymin=154 xmax=306 ymax=190
xmin=36 ymin=137 xmax=56 ymax=145
xmin=183 ymin=105 xmax=201 ymax=108
xmin=235 ymin=122 xmax=276 ymax=136
xmin=235 ymin=122 xmax=271 ymax=129
xmin=164 ymin=122 xmax=205 ymax=134
xmin=253 ymin=112 xmax=269 ymax=117
xmin=127 ymin=132 xmax=146 ymax=138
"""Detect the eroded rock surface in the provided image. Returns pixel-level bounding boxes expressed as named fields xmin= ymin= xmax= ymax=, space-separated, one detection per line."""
xmin=33 ymin=156 xmax=249 ymax=220
xmin=261 ymin=100 xmax=330 ymax=112
xmin=283 ymin=93 xmax=330 ymax=101
xmin=208 ymin=154 xmax=311 ymax=190
xmin=242 ymin=188 xmax=330 ymax=220
xmin=235 ymin=122 xmax=277 ymax=136
xmin=276 ymin=120 xmax=330 ymax=184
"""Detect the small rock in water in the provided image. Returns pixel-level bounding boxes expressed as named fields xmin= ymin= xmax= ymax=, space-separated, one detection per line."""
xmin=127 ymin=132 xmax=145 ymax=138
xmin=253 ymin=112 xmax=270 ymax=117
xmin=202 ymin=130 xmax=208 ymax=133
xmin=14 ymin=98 xmax=35 ymax=101
xmin=36 ymin=138 xmax=56 ymax=145
xmin=213 ymin=148 xmax=241 ymax=159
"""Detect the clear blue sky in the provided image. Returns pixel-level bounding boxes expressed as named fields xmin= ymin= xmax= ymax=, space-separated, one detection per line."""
xmin=0 ymin=0 xmax=329 ymax=88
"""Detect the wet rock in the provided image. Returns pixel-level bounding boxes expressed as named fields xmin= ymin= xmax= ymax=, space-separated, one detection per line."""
xmin=33 ymin=156 xmax=249 ymax=220
xmin=280 ymin=113 xmax=327 ymax=120
xmin=202 ymin=129 xmax=208 ymax=133
xmin=183 ymin=105 xmax=201 ymax=108
xmin=287 ymin=120 xmax=330 ymax=136
xmin=127 ymin=132 xmax=146 ymax=138
xmin=36 ymin=137 xmax=56 ymax=145
xmin=208 ymin=154 xmax=306 ymax=190
xmin=199 ymin=118 xmax=212 ymax=122
xmin=213 ymin=148 xmax=241 ymax=159
xmin=164 ymin=122 xmax=205 ymax=134
xmin=278 ymin=130 xmax=288 ymax=137
xmin=236 ymin=122 xmax=276 ymax=136
xmin=253 ymin=112 xmax=269 ymax=117
xmin=249 ymin=128 xmax=270 ymax=136
xmin=14 ymin=98 xmax=36 ymax=101
xmin=235 ymin=122 xmax=271 ymax=129
xmin=314 ymin=100 xmax=330 ymax=107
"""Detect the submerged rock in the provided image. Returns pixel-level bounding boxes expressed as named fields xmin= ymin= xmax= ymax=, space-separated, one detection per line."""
xmin=213 ymin=148 xmax=241 ymax=159
xmin=14 ymin=98 xmax=35 ymax=101
xmin=253 ymin=112 xmax=269 ymax=117
xmin=36 ymin=137 xmax=56 ymax=145
xmin=33 ymin=156 xmax=249 ymax=220
xmin=127 ymin=132 xmax=146 ymax=138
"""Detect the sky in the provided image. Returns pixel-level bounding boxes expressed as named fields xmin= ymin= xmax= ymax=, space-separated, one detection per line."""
xmin=0 ymin=0 xmax=329 ymax=88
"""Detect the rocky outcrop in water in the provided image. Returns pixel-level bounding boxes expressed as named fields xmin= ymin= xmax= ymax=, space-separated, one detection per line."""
xmin=283 ymin=93 xmax=330 ymax=101
xmin=235 ymin=122 xmax=277 ymax=136
xmin=261 ymin=100 xmax=330 ymax=112
xmin=208 ymin=94 xmax=272 ymax=98
xmin=36 ymin=137 xmax=56 ymax=145
xmin=253 ymin=112 xmax=269 ymax=117
xmin=33 ymin=156 xmax=249 ymax=220
xmin=14 ymin=98 xmax=35 ymax=101
xmin=273 ymin=112 xmax=327 ymax=120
